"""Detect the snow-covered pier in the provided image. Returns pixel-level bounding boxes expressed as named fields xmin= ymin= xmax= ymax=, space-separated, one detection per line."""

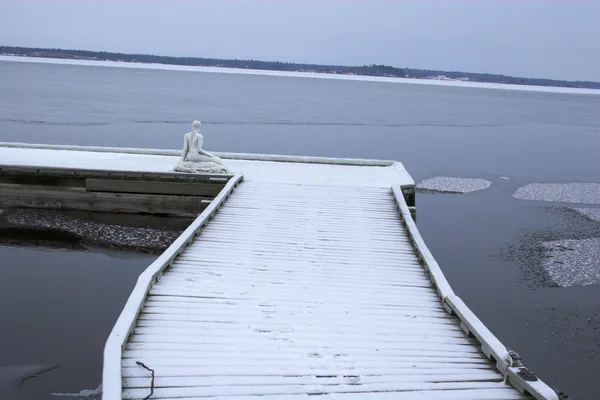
xmin=0 ymin=143 xmax=557 ymax=400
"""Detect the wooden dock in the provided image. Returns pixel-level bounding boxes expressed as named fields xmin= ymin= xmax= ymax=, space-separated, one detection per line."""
xmin=0 ymin=143 xmax=557 ymax=400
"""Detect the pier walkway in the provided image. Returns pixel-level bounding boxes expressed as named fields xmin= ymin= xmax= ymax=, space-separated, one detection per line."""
xmin=0 ymin=143 xmax=557 ymax=399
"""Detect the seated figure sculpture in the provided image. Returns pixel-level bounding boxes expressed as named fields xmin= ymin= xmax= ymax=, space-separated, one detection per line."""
xmin=174 ymin=121 xmax=231 ymax=174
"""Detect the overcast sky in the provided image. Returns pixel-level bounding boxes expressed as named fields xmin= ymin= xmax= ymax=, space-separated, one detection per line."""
xmin=1 ymin=0 xmax=599 ymax=81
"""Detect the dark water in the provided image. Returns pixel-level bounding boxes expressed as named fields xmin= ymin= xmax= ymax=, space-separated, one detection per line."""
xmin=1 ymin=59 xmax=599 ymax=398
xmin=0 ymin=244 xmax=153 ymax=399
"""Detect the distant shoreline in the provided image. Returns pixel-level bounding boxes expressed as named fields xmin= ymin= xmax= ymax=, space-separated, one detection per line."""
xmin=3 ymin=45 xmax=600 ymax=90
xmin=1 ymin=54 xmax=599 ymax=96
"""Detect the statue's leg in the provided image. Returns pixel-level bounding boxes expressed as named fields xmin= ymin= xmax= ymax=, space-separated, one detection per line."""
xmin=199 ymin=149 xmax=226 ymax=166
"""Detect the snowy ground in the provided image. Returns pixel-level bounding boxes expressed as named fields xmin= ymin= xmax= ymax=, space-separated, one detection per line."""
xmin=2 ymin=55 xmax=599 ymax=96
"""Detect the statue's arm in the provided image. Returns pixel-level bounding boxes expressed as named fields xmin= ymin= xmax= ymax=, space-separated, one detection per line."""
xmin=181 ymin=137 xmax=189 ymax=161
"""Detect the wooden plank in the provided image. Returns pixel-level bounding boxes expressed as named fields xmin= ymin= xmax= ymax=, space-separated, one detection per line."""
xmin=194 ymin=234 xmax=414 ymax=249
xmin=142 ymin=294 xmax=447 ymax=311
xmin=126 ymin=332 xmax=475 ymax=347
xmin=124 ymin=338 xmax=482 ymax=355
xmin=121 ymin=356 xmax=490 ymax=370
xmin=132 ymin=319 xmax=465 ymax=337
xmin=146 ymin=289 xmax=446 ymax=309
xmin=86 ymin=179 xmax=223 ymax=196
xmin=0 ymin=163 xmax=232 ymax=182
xmin=141 ymin=299 xmax=449 ymax=317
xmin=121 ymin=365 xmax=496 ymax=379
xmin=137 ymin=311 xmax=454 ymax=328
xmin=123 ymin=372 xmax=503 ymax=388
xmin=0 ymin=174 xmax=84 ymax=187
xmin=120 ymin=389 xmax=526 ymax=400
xmin=140 ymin=305 xmax=455 ymax=324
xmin=121 ymin=381 xmax=513 ymax=399
xmin=155 ymin=273 xmax=434 ymax=290
xmin=166 ymin=265 xmax=429 ymax=281
xmin=146 ymin=287 xmax=442 ymax=305
xmin=174 ymin=254 xmax=423 ymax=270
xmin=143 ymin=293 xmax=446 ymax=310
xmin=121 ymin=356 xmax=492 ymax=369
xmin=181 ymin=243 xmax=418 ymax=257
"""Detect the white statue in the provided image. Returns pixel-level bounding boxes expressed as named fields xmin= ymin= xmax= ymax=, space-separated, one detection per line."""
xmin=174 ymin=121 xmax=231 ymax=174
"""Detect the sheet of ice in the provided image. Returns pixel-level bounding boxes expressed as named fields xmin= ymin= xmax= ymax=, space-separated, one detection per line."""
xmin=572 ymin=208 xmax=600 ymax=222
xmin=513 ymin=183 xmax=600 ymax=205
xmin=51 ymin=384 xmax=102 ymax=398
xmin=417 ymin=176 xmax=491 ymax=193
xmin=541 ymin=238 xmax=600 ymax=287
xmin=2 ymin=55 xmax=599 ymax=96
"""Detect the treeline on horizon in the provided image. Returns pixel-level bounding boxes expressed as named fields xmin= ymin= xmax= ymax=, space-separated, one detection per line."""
xmin=2 ymin=46 xmax=598 ymax=89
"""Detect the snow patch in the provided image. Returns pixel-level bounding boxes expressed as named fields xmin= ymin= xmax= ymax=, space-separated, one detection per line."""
xmin=417 ymin=176 xmax=491 ymax=194
xmin=513 ymin=183 xmax=600 ymax=205
xmin=541 ymin=238 xmax=600 ymax=287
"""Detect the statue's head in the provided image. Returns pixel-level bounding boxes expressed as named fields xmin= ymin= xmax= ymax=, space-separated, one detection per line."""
xmin=191 ymin=120 xmax=201 ymax=133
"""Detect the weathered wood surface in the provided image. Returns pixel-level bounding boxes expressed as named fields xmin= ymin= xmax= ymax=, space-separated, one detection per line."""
xmin=0 ymin=184 xmax=212 ymax=216
xmin=104 ymin=180 xmax=557 ymax=400
xmin=0 ymin=164 xmax=229 ymax=215
xmin=86 ymin=179 xmax=223 ymax=196
xmin=0 ymin=164 xmax=232 ymax=182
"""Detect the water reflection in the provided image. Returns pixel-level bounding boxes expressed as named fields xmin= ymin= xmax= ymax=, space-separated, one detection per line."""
xmin=0 ymin=227 xmax=86 ymax=251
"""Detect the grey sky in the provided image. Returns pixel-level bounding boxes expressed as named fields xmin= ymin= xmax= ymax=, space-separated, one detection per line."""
xmin=1 ymin=0 xmax=599 ymax=81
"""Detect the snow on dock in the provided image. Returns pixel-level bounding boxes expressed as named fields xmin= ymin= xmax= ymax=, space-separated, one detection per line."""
xmin=0 ymin=143 xmax=557 ymax=399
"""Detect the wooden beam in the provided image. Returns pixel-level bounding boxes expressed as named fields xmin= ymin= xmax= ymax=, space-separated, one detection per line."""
xmin=86 ymin=179 xmax=224 ymax=197
xmin=0 ymin=184 xmax=211 ymax=216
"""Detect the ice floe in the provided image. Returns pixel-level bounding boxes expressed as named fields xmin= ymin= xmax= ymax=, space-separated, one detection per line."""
xmin=513 ymin=183 xmax=600 ymax=205
xmin=572 ymin=208 xmax=600 ymax=222
xmin=417 ymin=176 xmax=492 ymax=194
xmin=541 ymin=238 xmax=600 ymax=287
xmin=51 ymin=384 xmax=102 ymax=398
